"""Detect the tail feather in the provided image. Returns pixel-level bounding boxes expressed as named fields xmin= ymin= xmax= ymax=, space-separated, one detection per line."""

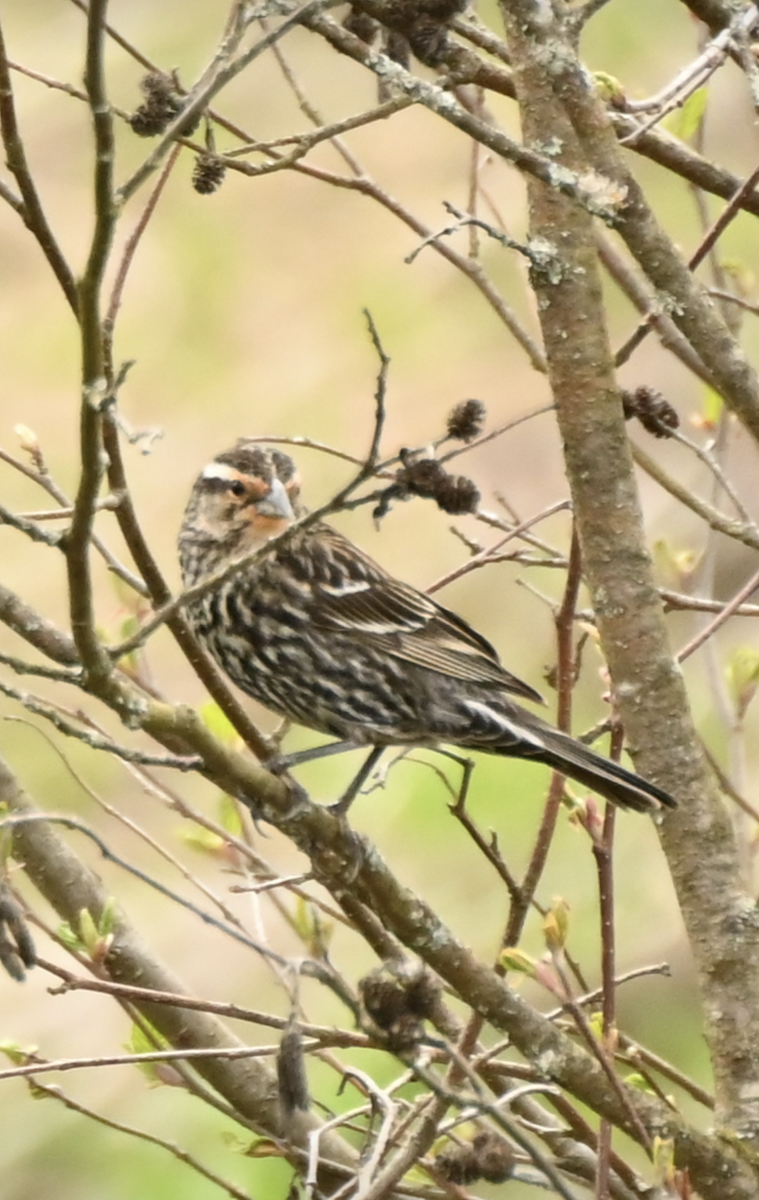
xmin=456 ymin=698 xmax=676 ymax=812
xmin=535 ymin=728 xmax=676 ymax=812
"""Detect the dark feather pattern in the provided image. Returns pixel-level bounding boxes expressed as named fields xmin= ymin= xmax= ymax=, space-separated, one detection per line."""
xmin=178 ymin=444 xmax=676 ymax=813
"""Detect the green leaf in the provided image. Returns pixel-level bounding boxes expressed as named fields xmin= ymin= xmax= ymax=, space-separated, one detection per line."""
xmin=56 ymin=921 xmax=82 ymax=951
xmin=700 ymin=384 xmax=723 ymax=430
xmin=726 ymin=646 xmax=759 ymax=719
xmin=245 ymin=1137 xmax=287 ymax=1159
xmin=77 ymin=905 xmax=115 ymax=962
xmin=292 ymin=896 xmax=334 ymax=956
xmin=652 ymin=539 xmax=701 ymax=589
xmin=498 ymin=948 xmax=537 ymax=977
xmin=99 ymin=897 xmax=116 ymax=939
xmin=292 ymin=895 xmax=312 ymax=942
xmin=720 ymin=258 xmax=755 ymax=300
xmin=126 ymin=1021 xmax=168 ymax=1056
xmin=0 ymin=1038 xmax=31 ymax=1064
xmin=625 ymin=1072 xmax=654 ymax=1093
xmin=220 ymin=1130 xmax=258 ymax=1154
xmin=543 ymin=897 xmax=570 ymax=951
xmin=200 ymin=701 xmax=240 ymax=746
xmin=125 ymin=1021 xmax=174 ymax=1086
xmin=0 ymin=823 xmax=14 ymax=866
xmin=218 ymin=792 xmax=244 ymax=837
xmin=588 ymin=1011 xmax=605 ymax=1041
xmin=593 ymin=72 xmax=625 ymax=105
xmin=180 ymin=826 xmax=227 ymax=855
xmin=667 ymin=87 xmax=707 ymax=141
xmin=77 ymin=908 xmax=99 ymax=955
xmin=653 ymin=1136 xmax=676 ymax=1185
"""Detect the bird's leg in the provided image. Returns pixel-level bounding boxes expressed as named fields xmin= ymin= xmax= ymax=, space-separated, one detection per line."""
xmin=266 ymin=739 xmax=363 ymax=773
xmin=420 ymin=747 xmax=477 ymax=811
xmin=332 ymin=746 xmax=473 ymax=817
xmin=266 ymin=740 xmax=386 ymax=816
xmin=444 ymin=752 xmax=476 ymax=815
xmin=329 ymin=746 xmax=385 ymax=816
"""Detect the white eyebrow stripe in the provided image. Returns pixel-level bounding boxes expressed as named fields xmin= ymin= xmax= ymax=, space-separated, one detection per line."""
xmin=202 ymin=463 xmax=242 ymax=482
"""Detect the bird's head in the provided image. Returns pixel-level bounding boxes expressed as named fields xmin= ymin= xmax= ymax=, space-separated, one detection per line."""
xmin=179 ymin=443 xmax=301 ymax=579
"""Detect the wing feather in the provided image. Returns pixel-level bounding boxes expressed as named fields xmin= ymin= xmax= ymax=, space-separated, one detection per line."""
xmin=294 ymin=525 xmax=543 ymax=704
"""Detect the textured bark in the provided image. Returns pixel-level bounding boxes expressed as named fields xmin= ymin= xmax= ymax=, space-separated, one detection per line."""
xmin=0 ymin=755 xmax=359 ymax=1192
xmin=499 ymin=0 xmax=759 ymax=1165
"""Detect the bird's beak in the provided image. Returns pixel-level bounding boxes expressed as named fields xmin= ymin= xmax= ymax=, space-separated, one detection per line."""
xmin=257 ymin=477 xmax=295 ymax=520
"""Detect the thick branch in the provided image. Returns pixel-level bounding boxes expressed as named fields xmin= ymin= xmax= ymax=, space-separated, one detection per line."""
xmin=0 ymin=584 xmax=80 ymax=666
xmin=552 ymin=22 xmax=759 ymax=444
xmin=499 ymin=0 xmax=759 ymax=1165
xmin=0 ymin=755 xmax=358 ymax=1190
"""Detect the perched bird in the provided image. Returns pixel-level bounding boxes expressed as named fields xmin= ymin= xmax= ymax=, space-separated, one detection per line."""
xmin=178 ymin=442 xmax=676 ymax=814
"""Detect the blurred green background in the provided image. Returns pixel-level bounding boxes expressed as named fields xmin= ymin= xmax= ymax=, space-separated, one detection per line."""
xmin=1 ymin=1 xmax=757 ymax=1196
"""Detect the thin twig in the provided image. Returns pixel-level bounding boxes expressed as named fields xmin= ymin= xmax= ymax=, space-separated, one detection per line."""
xmin=225 ymin=94 xmax=413 ymax=162
xmin=67 ymin=0 xmax=118 ymax=683
xmin=363 ymin=308 xmax=389 ymax=469
xmin=0 ymin=1043 xmax=282 ymax=1082
xmin=7 ymin=715 xmax=250 ymax=932
xmin=426 ymin=499 xmax=570 ymax=595
xmin=116 ymin=0 xmax=332 ymax=206
xmin=0 ymin=677 xmax=200 ymax=769
xmin=0 ymin=501 xmax=63 ymax=547
xmin=38 ymin=958 xmax=369 ymax=1045
xmin=504 ymin=529 xmax=586 ymax=951
xmin=676 ymin=563 xmax=759 ymax=664
xmin=0 ymin=18 xmax=77 ymax=309
xmin=667 ymin=427 xmax=752 ymax=523
xmin=0 ymin=653 xmax=80 ymax=684
xmin=632 ymin=441 xmax=759 ymax=553
xmin=0 ymin=444 xmax=148 ymax=593
xmin=1 ymin=811 xmax=295 ymax=967
xmin=552 ymin=958 xmax=652 ymax=1154
xmin=592 ymin=722 xmax=623 ymax=1200
xmin=11 ymin=1077 xmax=257 ymax=1200
xmin=615 ymin=155 xmax=759 ymax=368
xmin=411 ymin=1055 xmax=580 ymax=1200
xmin=104 ymin=143 xmax=182 ymax=363
xmin=660 ymin=589 xmax=759 ymax=617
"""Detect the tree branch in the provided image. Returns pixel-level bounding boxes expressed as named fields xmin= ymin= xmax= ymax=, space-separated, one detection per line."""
xmin=499 ymin=0 xmax=759 ymax=1161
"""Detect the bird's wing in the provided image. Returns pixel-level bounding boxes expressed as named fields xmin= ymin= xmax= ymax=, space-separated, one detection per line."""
xmin=293 ymin=525 xmax=544 ymax=703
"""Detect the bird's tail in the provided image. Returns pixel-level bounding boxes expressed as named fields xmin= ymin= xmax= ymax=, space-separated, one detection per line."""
xmin=532 ymin=726 xmax=676 ymax=813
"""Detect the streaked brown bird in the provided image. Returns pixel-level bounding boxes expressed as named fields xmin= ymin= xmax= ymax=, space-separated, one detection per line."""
xmin=178 ymin=442 xmax=675 ymax=814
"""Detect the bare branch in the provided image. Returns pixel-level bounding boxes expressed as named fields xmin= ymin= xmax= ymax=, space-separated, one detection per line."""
xmin=0 ymin=18 xmax=77 ymax=309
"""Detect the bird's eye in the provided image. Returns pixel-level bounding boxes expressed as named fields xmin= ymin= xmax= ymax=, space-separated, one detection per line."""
xmin=228 ymin=480 xmax=247 ymax=498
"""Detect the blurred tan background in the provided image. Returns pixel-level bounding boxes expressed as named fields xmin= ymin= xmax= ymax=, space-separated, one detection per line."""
xmin=1 ymin=1 xmax=758 ymax=1196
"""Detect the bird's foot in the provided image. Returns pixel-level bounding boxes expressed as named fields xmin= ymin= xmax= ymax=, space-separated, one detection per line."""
xmin=327 ymin=747 xmax=385 ymax=817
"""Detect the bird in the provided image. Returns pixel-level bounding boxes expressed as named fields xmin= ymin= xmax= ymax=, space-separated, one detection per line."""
xmin=178 ymin=441 xmax=676 ymax=814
